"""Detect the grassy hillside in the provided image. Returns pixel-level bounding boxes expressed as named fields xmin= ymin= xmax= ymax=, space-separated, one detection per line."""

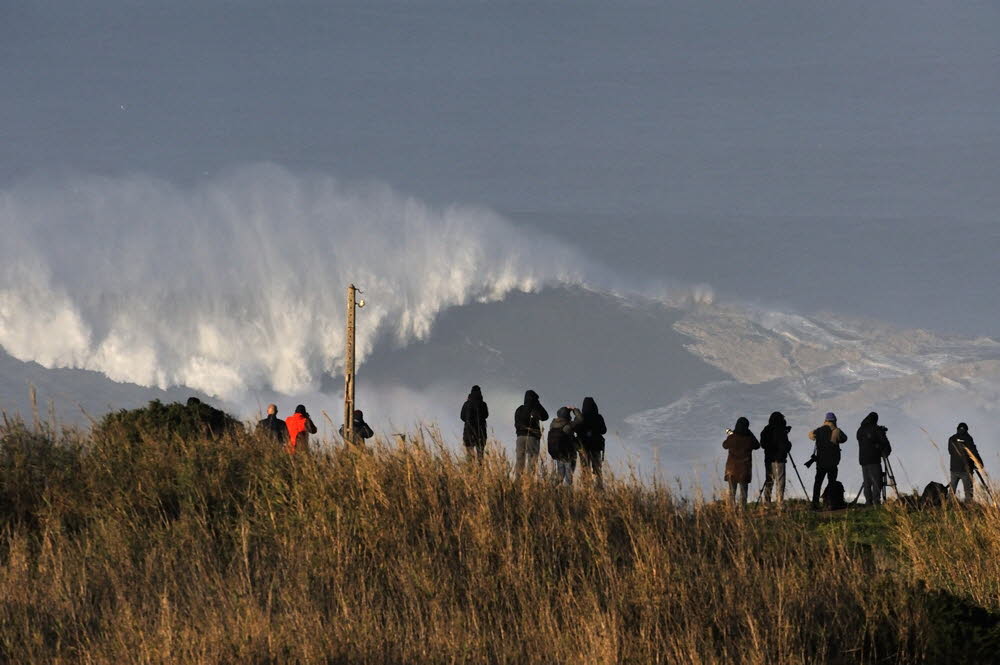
xmin=2 ymin=413 xmax=1000 ymax=664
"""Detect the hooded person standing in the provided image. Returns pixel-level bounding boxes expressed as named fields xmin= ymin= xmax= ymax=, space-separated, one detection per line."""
xmin=339 ymin=409 xmax=374 ymax=446
xmin=857 ymin=412 xmax=892 ymax=506
xmin=460 ymin=385 xmax=489 ymax=462
xmin=514 ymin=390 xmax=549 ymax=480
xmin=759 ymin=412 xmax=792 ymax=506
xmin=257 ymin=404 xmax=289 ymax=445
xmin=548 ymin=406 xmax=583 ymax=485
xmin=948 ymin=423 xmax=983 ymax=502
xmin=723 ymin=417 xmax=760 ymax=507
xmin=808 ymin=412 xmax=848 ymax=510
xmin=286 ymin=404 xmax=318 ymax=454
xmin=574 ymin=397 xmax=608 ymax=488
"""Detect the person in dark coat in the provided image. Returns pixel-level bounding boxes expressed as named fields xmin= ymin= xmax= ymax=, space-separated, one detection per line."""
xmin=857 ymin=412 xmax=892 ymax=506
xmin=723 ymin=417 xmax=760 ymax=507
xmin=514 ymin=390 xmax=549 ymax=480
xmin=257 ymin=403 xmax=289 ymax=445
xmin=339 ymin=409 xmax=374 ymax=446
xmin=574 ymin=397 xmax=608 ymax=488
xmin=948 ymin=423 xmax=983 ymax=502
xmin=548 ymin=406 xmax=583 ymax=486
xmin=460 ymin=385 xmax=489 ymax=462
xmin=808 ymin=412 xmax=848 ymax=510
xmin=759 ymin=412 xmax=792 ymax=506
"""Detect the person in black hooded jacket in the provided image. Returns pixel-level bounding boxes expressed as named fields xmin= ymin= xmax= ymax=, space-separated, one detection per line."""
xmin=759 ymin=412 xmax=792 ymax=506
xmin=514 ymin=390 xmax=548 ymax=480
xmin=857 ymin=412 xmax=892 ymax=506
xmin=574 ymin=397 xmax=608 ymax=488
xmin=460 ymin=385 xmax=489 ymax=462
xmin=948 ymin=423 xmax=982 ymax=502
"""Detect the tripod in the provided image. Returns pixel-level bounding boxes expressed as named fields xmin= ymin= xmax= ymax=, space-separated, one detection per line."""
xmin=853 ymin=456 xmax=899 ymax=505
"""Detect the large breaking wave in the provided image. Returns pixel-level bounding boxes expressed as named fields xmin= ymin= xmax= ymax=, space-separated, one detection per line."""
xmin=1 ymin=164 xmax=605 ymax=398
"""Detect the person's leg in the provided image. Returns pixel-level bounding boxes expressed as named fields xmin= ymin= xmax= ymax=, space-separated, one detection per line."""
xmin=962 ymin=472 xmax=974 ymax=502
xmin=739 ymin=482 xmax=748 ymax=507
xmin=861 ymin=464 xmax=879 ymax=506
xmin=728 ymin=479 xmax=737 ymax=506
xmin=514 ymin=437 xmax=527 ymax=479
xmin=812 ymin=469 xmax=827 ymax=508
xmin=762 ymin=463 xmax=773 ymax=503
xmin=476 ymin=444 xmax=485 ymax=463
xmin=871 ymin=465 xmax=883 ymax=505
xmin=950 ymin=472 xmax=961 ymax=497
xmin=525 ymin=437 xmax=540 ymax=477
xmin=773 ymin=462 xmax=786 ymax=506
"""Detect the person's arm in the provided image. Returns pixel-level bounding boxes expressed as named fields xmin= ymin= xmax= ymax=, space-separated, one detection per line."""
xmin=597 ymin=415 xmax=607 ymax=436
xmin=751 ymin=432 xmax=761 ymax=450
xmin=880 ymin=431 xmax=892 ymax=457
xmin=461 ymin=401 xmax=469 ymax=422
xmin=360 ymin=421 xmax=374 ymax=439
xmin=835 ymin=428 xmax=848 ymax=444
xmin=481 ymin=402 xmax=489 ymax=420
xmin=537 ymin=405 xmax=549 ymax=422
xmin=307 ymin=418 xmax=318 ymax=434
xmin=808 ymin=429 xmax=817 ymax=441
xmin=723 ymin=436 xmax=731 ymax=450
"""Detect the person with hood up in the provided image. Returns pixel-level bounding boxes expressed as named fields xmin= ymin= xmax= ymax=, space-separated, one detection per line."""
xmin=948 ymin=423 xmax=983 ymax=502
xmin=286 ymin=404 xmax=318 ymax=454
xmin=759 ymin=412 xmax=792 ymax=506
xmin=514 ymin=390 xmax=549 ymax=480
xmin=460 ymin=385 xmax=489 ymax=462
xmin=548 ymin=406 xmax=583 ymax=485
xmin=257 ymin=404 xmax=289 ymax=445
xmin=574 ymin=397 xmax=608 ymax=488
xmin=857 ymin=412 xmax=892 ymax=506
xmin=723 ymin=417 xmax=760 ymax=507
xmin=339 ymin=410 xmax=375 ymax=446
xmin=808 ymin=412 xmax=848 ymax=510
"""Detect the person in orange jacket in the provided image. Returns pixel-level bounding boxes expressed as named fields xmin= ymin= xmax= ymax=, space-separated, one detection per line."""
xmin=285 ymin=404 xmax=318 ymax=454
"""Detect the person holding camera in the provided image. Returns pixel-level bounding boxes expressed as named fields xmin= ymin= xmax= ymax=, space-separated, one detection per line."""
xmin=574 ymin=397 xmax=608 ymax=488
xmin=948 ymin=423 xmax=983 ymax=502
xmin=548 ymin=406 xmax=583 ymax=486
xmin=724 ymin=417 xmax=760 ymax=507
xmin=759 ymin=412 xmax=792 ymax=506
xmin=856 ymin=412 xmax=892 ymax=506
xmin=339 ymin=409 xmax=375 ymax=446
xmin=286 ymin=404 xmax=318 ymax=454
xmin=514 ymin=390 xmax=549 ymax=480
xmin=807 ymin=412 xmax=848 ymax=510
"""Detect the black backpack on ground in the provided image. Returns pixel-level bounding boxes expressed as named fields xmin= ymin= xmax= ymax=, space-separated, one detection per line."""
xmin=921 ymin=481 xmax=949 ymax=508
xmin=822 ymin=481 xmax=847 ymax=510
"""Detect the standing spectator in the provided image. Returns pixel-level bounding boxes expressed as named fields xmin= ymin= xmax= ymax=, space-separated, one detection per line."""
xmin=460 ymin=385 xmax=489 ymax=462
xmin=759 ymin=412 xmax=792 ymax=506
xmin=514 ymin=390 xmax=549 ymax=480
xmin=286 ymin=404 xmax=318 ymax=454
xmin=723 ymin=417 xmax=760 ymax=507
xmin=257 ymin=404 xmax=289 ymax=445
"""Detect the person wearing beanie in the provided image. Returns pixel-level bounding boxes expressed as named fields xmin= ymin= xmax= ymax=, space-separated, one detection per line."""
xmin=460 ymin=385 xmax=490 ymax=462
xmin=286 ymin=404 xmax=318 ymax=454
xmin=547 ymin=406 xmax=583 ymax=486
xmin=948 ymin=423 xmax=983 ymax=502
xmin=808 ymin=412 xmax=848 ymax=509
xmin=723 ymin=417 xmax=760 ymax=507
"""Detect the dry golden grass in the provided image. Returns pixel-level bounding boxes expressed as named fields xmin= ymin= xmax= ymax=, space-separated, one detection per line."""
xmin=2 ymin=418 xmax=1000 ymax=664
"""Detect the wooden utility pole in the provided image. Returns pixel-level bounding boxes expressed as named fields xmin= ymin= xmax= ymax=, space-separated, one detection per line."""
xmin=343 ymin=284 xmax=358 ymax=443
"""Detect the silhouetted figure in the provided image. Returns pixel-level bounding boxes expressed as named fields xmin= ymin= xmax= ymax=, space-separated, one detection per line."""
xmin=548 ymin=406 xmax=582 ymax=485
xmin=574 ymin=397 xmax=608 ymax=488
xmin=808 ymin=412 xmax=848 ymax=510
xmin=340 ymin=409 xmax=375 ymax=446
xmin=857 ymin=412 xmax=892 ymax=506
xmin=723 ymin=417 xmax=760 ymax=507
xmin=460 ymin=385 xmax=489 ymax=462
xmin=514 ymin=390 xmax=549 ymax=480
xmin=257 ymin=403 xmax=289 ymax=445
xmin=286 ymin=404 xmax=318 ymax=454
xmin=759 ymin=412 xmax=792 ymax=506
xmin=948 ymin=423 xmax=982 ymax=502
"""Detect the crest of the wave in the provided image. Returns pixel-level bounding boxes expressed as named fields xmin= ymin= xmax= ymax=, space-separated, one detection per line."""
xmin=0 ymin=164 xmax=597 ymax=398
